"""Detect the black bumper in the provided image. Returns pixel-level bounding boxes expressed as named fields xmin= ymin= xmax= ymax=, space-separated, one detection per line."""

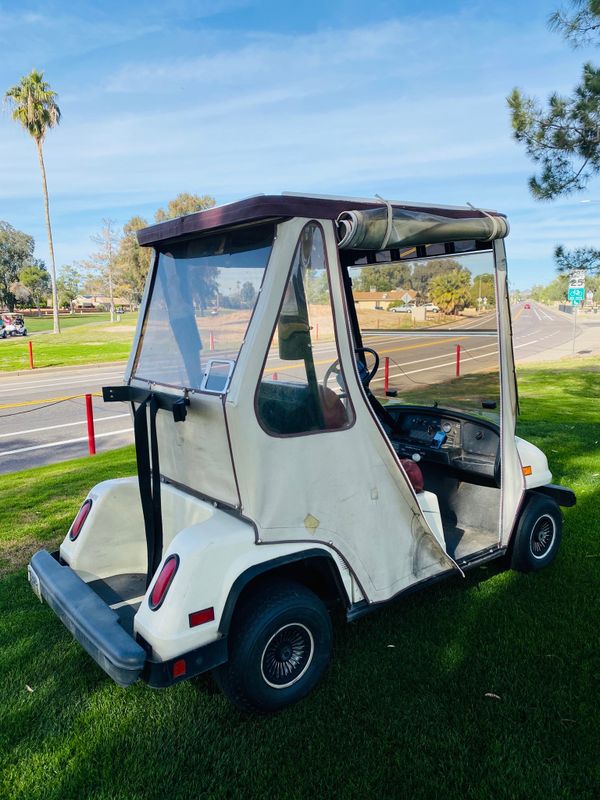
xmin=28 ymin=550 xmax=227 ymax=688
xmin=29 ymin=550 xmax=146 ymax=686
xmin=535 ymin=483 xmax=576 ymax=508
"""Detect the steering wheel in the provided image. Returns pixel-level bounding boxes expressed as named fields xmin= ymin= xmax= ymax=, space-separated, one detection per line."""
xmin=354 ymin=347 xmax=379 ymax=387
xmin=323 ymin=346 xmax=380 ymax=392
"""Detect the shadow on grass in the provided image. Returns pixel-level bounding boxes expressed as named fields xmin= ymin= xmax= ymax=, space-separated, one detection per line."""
xmin=1 ymin=489 xmax=599 ymax=800
xmin=1 ymin=365 xmax=599 ymax=799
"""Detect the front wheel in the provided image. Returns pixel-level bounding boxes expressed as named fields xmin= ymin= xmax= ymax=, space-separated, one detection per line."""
xmin=213 ymin=581 xmax=332 ymax=713
xmin=511 ymin=493 xmax=562 ymax=572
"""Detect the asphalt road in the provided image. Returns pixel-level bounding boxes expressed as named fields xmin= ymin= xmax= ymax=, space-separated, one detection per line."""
xmin=364 ymin=300 xmax=579 ymax=392
xmin=0 ymin=363 xmax=132 ymax=475
xmin=0 ymin=302 xmax=581 ymax=474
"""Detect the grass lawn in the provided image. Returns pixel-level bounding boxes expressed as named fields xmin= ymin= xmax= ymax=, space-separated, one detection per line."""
xmin=15 ymin=313 xmax=122 ymax=334
xmin=0 ymin=360 xmax=598 ymax=799
xmin=0 ymin=316 xmax=137 ymax=372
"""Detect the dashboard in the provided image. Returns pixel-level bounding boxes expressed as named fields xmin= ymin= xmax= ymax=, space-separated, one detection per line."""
xmin=386 ymin=407 xmax=500 ymax=482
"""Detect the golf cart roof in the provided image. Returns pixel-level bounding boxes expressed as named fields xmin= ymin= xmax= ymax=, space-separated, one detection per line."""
xmin=137 ymin=193 xmax=506 ymax=248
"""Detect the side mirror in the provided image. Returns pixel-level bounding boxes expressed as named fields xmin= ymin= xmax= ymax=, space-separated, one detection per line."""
xmin=277 ymin=315 xmax=311 ymax=361
xmin=482 ymin=400 xmax=497 ymax=410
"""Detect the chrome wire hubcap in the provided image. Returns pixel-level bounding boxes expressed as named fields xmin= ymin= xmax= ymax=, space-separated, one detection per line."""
xmin=530 ymin=514 xmax=556 ymax=559
xmin=261 ymin=623 xmax=314 ymax=689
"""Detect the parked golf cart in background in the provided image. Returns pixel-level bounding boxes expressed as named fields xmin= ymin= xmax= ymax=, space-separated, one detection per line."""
xmin=2 ymin=314 xmax=27 ymax=336
xmin=28 ymin=194 xmax=575 ymax=713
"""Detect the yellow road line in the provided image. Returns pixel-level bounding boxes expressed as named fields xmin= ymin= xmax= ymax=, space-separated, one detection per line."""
xmin=512 ymin=306 xmax=525 ymax=322
xmin=0 ymin=392 xmax=102 ymax=410
xmin=268 ymin=336 xmax=465 ymax=373
xmin=366 ymin=335 xmax=464 ymax=358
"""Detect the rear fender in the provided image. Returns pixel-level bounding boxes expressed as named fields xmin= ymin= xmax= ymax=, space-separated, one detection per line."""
xmin=59 ymin=478 xmax=215 ymax=582
xmin=134 ymin=520 xmax=349 ymax=663
xmin=59 ymin=478 xmax=146 ymax=582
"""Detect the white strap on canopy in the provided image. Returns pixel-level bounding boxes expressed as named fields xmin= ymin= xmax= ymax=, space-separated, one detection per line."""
xmin=336 ymin=205 xmax=509 ymax=250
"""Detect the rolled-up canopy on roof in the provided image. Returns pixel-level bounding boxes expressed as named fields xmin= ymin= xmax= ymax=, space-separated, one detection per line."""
xmin=336 ymin=205 xmax=509 ymax=250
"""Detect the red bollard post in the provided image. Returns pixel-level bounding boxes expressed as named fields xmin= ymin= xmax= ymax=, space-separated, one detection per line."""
xmin=316 ymin=322 xmax=319 ymax=340
xmin=456 ymin=344 xmax=461 ymax=377
xmin=272 ymin=372 xmax=278 ymax=381
xmin=85 ymin=394 xmax=96 ymax=456
xmin=28 ymin=340 xmax=34 ymax=369
xmin=384 ymin=357 xmax=390 ymax=392
xmin=209 ymin=332 xmax=215 ymax=351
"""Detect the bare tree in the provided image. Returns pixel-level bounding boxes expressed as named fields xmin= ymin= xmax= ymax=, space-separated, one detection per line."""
xmin=80 ymin=220 xmax=119 ymax=322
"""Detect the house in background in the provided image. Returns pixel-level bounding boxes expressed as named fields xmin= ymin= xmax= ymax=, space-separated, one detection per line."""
xmin=353 ymin=289 xmax=417 ymax=311
xmin=73 ymin=295 xmax=132 ymax=311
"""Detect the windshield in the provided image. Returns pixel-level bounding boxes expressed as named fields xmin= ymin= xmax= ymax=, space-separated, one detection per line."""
xmin=133 ymin=223 xmax=274 ymax=391
xmin=346 ymin=249 xmax=501 ymax=418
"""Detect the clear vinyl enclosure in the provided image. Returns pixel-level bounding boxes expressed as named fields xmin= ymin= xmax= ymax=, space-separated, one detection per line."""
xmin=133 ymin=223 xmax=275 ymax=392
xmin=345 ymin=248 xmax=501 ymax=420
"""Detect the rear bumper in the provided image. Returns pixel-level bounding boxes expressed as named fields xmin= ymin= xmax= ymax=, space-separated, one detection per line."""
xmin=28 ymin=550 xmax=227 ymax=688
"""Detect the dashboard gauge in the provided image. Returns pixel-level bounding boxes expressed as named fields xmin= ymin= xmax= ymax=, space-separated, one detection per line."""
xmin=442 ymin=421 xmax=452 ymax=433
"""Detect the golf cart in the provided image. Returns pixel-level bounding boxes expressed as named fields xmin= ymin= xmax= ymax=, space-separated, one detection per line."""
xmin=2 ymin=314 xmax=27 ymax=336
xmin=28 ymin=194 xmax=575 ymax=712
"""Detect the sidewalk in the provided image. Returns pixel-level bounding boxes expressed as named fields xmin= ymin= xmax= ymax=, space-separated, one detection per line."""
xmin=518 ymin=307 xmax=600 ymax=363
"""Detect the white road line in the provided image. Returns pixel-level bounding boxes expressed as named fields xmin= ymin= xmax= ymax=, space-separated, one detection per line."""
xmin=0 ymin=365 xmax=124 ymax=389
xmin=0 ymin=372 xmax=124 ymax=396
xmin=0 ymin=428 xmax=133 ymax=457
xmin=372 ymin=346 xmax=504 ymax=382
xmin=371 ymin=340 xmax=499 ymax=375
xmin=0 ymin=414 xmax=130 ymax=439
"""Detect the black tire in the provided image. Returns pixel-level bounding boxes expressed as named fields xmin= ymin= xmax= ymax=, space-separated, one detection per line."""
xmin=511 ymin=493 xmax=562 ymax=572
xmin=214 ymin=580 xmax=332 ymax=713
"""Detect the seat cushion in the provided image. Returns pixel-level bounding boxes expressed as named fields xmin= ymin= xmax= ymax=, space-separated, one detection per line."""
xmin=400 ymin=458 xmax=424 ymax=493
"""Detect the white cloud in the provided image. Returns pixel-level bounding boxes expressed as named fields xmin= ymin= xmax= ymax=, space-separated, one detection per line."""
xmin=0 ymin=6 xmax=596 ymax=290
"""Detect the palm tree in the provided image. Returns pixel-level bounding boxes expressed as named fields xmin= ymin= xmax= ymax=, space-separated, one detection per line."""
xmin=5 ymin=70 xmax=61 ymax=333
xmin=429 ymin=269 xmax=473 ymax=315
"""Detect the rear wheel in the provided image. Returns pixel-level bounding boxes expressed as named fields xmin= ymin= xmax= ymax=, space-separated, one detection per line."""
xmin=511 ymin=493 xmax=562 ymax=572
xmin=214 ymin=581 xmax=332 ymax=713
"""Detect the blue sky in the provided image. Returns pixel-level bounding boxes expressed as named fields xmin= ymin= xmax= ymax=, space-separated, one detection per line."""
xmin=0 ymin=0 xmax=598 ymax=290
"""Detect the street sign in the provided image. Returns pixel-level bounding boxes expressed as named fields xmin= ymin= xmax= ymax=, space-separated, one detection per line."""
xmin=569 ymin=269 xmax=585 ymax=288
xmin=569 ymin=269 xmax=585 ymax=305
xmin=568 ymin=287 xmax=585 ymax=305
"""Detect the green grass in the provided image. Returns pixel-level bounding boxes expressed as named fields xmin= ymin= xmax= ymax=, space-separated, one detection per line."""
xmin=16 ymin=313 xmax=122 ymax=333
xmin=0 ymin=448 xmax=136 ymax=577
xmin=0 ymin=361 xmax=599 ymax=799
xmin=0 ymin=317 xmax=137 ymax=372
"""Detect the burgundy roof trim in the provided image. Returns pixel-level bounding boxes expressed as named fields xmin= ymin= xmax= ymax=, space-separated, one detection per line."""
xmin=137 ymin=195 xmax=507 ymax=248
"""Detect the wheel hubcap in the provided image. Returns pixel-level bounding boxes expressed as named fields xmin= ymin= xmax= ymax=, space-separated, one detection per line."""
xmin=530 ymin=514 xmax=556 ymax=559
xmin=261 ymin=623 xmax=314 ymax=689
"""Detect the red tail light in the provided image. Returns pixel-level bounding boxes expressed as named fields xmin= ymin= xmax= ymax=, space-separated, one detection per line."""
xmin=69 ymin=499 xmax=92 ymax=541
xmin=149 ymin=555 xmax=179 ymax=610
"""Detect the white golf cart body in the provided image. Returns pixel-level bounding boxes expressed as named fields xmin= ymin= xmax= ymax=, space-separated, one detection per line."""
xmin=29 ymin=194 xmax=573 ymax=703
